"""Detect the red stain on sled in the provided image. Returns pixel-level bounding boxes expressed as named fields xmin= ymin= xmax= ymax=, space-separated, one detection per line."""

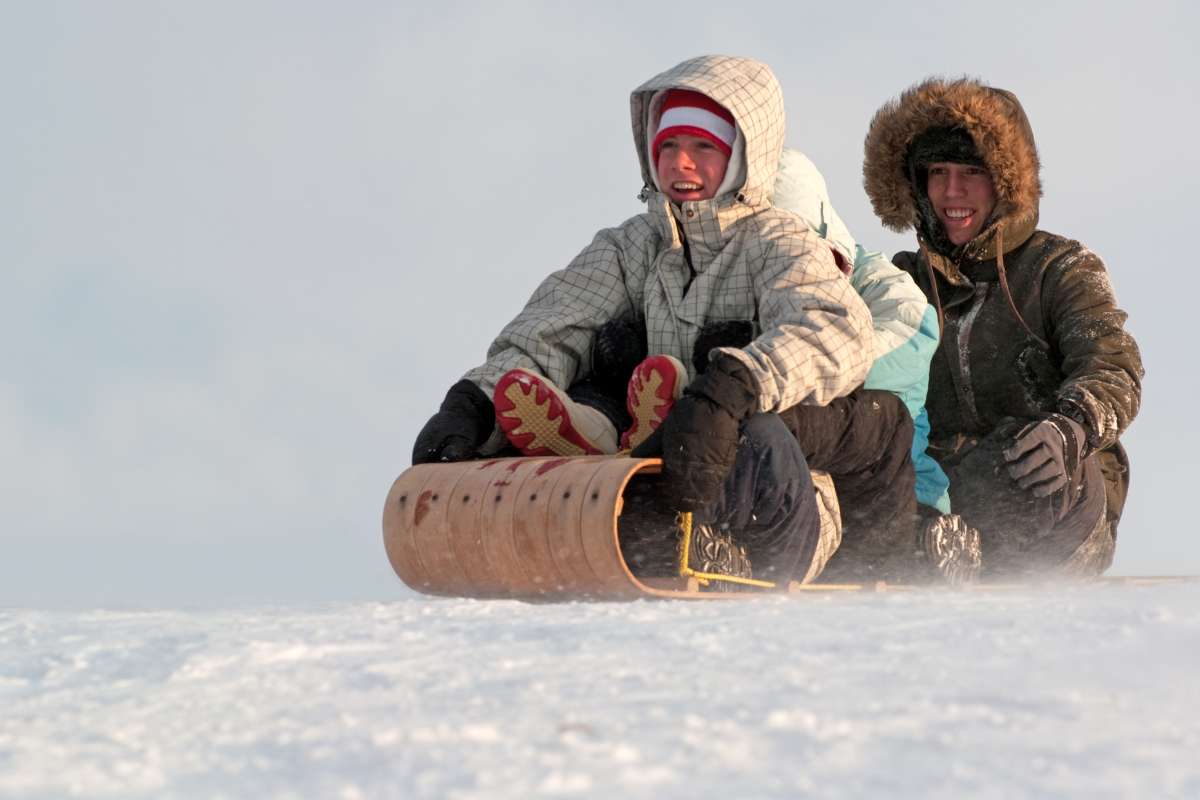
xmin=414 ymin=490 xmax=434 ymax=526
xmin=536 ymin=458 xmax=570 ymax=476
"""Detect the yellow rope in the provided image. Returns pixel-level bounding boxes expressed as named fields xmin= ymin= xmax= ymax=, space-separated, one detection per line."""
xmin=677 ymin=511 xmax=776 ymax=590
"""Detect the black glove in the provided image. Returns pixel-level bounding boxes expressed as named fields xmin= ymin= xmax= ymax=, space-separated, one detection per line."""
xmin=1003 ymin=413 xmax=1087 ymax=497
xmin=412 ymin=379 xmax=495 ymax=464
xmin=634 ymin=354 xmax=758 ymax=511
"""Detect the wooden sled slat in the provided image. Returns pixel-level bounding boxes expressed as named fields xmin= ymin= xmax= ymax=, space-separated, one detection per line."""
xmin=382 ymin=465 xmax=439 ymax=593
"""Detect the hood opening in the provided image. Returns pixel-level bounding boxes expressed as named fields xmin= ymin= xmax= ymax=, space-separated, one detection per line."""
xmin=862 ymin=77 xmax=1043 ymax=241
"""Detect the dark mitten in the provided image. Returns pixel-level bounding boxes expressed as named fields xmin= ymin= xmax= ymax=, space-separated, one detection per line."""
xmin=1002 ymin=413 xmax=1087 ymax=497
xmin=656 ymin=355 xmax=759 ymax=511
xmin=412 ymin=379 xmax=495 ymax=464
xmin=690 ymin=320 xmax=754 ymax=375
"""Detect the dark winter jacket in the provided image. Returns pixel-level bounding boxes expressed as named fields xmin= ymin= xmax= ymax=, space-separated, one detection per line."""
xmin=862 ymin=77 xmax=1144 ymax=532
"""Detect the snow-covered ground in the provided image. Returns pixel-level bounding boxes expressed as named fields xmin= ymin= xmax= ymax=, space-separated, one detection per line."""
xmin=2 ymin=582 xmax=1198 ymax=799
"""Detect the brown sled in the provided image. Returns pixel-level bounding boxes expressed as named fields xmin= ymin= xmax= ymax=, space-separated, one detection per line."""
xmin=381 ymin=454 xmax=854 ymax=601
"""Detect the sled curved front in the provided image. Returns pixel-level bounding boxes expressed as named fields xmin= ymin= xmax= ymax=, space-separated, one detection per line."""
xmin=383 ymin=456 xmax=659 ymax=600
xmin=382 ymin=455 xmax=845 ymax=601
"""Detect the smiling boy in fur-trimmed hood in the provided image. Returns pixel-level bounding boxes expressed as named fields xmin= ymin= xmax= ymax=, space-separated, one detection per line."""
xmin=863 ymin=77 xmax=1144 ymax=577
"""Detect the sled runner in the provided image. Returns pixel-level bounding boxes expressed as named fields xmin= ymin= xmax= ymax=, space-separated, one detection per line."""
xmin=382 ymin=454 xmax=847 ymax=600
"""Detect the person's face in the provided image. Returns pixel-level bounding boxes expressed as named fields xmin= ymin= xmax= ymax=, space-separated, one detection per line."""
xmin=926 ymin=162 xmax=997 ymax=246
xmin=656 ymin=134 xmax=729 ymax=203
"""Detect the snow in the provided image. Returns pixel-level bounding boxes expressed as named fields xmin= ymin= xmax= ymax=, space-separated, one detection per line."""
xmin=2 ymin=582 xmax=1198 ymax=799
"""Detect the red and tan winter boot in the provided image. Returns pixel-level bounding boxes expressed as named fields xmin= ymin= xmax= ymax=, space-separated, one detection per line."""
xmin=493 ymin=369 xmax=618 ymax=457
xmin=621 ymin=355 xmax=687 ymax=450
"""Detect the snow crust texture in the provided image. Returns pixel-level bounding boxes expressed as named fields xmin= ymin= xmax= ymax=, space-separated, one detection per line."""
xmin=2 ymin=583 xmax=1198 ymax=799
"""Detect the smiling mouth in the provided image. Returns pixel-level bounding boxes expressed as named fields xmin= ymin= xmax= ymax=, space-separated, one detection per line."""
xmin=671 ymin=181 xmax=703 ymax=192
xmin=943 ymin=208 xmax=976 ymax=221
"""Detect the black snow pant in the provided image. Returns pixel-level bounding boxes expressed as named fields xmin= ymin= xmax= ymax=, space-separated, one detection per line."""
xmin=697 ymin=413 xmax=822 ymax=584
xmin=778 ymin=389 xmax=922 ymax=582
xmin=616 ymin=412 xmax=821 ymax=586
xmin=933 ymin=421 xmax=1111 ymax=579
xmin=613 ymin=387 xmax=920 ymax=583
xmin=572 ymin=320 xmax=922 ymax=582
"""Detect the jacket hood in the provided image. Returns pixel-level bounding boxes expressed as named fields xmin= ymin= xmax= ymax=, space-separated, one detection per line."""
xmin=862 ymin=77 xmax=1042 ymax=250
xmin=773 ymin=148 xmax=857 ymax=265
xmin=631 ymin=55 xmax=785 ymax=208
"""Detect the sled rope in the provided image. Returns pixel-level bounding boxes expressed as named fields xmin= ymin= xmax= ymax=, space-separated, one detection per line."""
xmin=677 ymin=511 xmax=776 ymax=589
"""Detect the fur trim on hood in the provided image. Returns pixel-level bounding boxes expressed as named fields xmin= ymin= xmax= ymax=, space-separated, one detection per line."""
xmin=863 ymin=77 xmax=1041 ymax=235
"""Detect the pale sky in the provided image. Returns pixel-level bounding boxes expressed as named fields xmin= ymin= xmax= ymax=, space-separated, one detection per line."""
xmin=3 ymin=1 xmax=1196 ymax=607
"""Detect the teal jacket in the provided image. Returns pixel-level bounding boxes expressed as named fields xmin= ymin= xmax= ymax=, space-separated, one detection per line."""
xmin=774 ymin=150 xmax=950 ymax=512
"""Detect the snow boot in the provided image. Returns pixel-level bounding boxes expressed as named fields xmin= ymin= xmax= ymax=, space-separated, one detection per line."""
xmin=621 ymin=355 xmax=687 ymax=450
xmin=818 ymin=507 xmax=982 ymax=586
xmin=617 ymin=477 xmax=753 ymax=591
xmin=685 ymin=521 xmax=754 ymax=591
xmin=919 ymin=513 xmax=982 ymax=585
xmin=494 ymin=369 xmax=618 ymax=456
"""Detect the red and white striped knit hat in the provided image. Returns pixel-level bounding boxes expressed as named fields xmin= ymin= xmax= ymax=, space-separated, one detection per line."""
xmin=651 ymin=89 xmax=736 ymax=163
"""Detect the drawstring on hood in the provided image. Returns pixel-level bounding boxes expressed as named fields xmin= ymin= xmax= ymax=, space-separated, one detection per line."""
xmin=919 ymin=217 xmax=1046 ymax=349
xmin=993 ymin=225 xmax=1049 ymax=350
xmin=917 ymin=239 xmax=945 ymax=336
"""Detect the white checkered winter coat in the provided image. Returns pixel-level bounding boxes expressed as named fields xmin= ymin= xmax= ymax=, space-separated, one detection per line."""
xmin=464 ymin=55 xmax=872 ymax=415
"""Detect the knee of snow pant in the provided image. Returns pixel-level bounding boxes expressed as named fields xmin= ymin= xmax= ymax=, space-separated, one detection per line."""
xmin=1097 ymin=443 xmax=1130 ymax=543
xmin=696 ymin=413 xmax=821 ymax=584
xmin=946 ymin=426 xmax=1108 ymax=578
xmin=1059 ymin=498 xmax=1115 ymax=577
xmin=782 ymin=389 xmax=914 ymax=483
xmin=783 ymin=390 xmax=917 ymax=571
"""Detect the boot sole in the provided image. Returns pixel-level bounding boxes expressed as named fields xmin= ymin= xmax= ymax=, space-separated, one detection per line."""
xmin=494 ymin=370 xmax=608 ymax=457
xmin=622 ymin=355 xmax=685 ymax=450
